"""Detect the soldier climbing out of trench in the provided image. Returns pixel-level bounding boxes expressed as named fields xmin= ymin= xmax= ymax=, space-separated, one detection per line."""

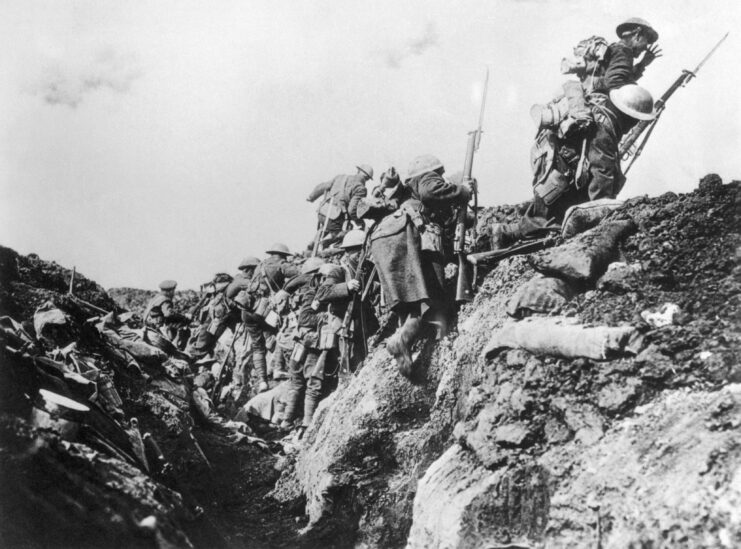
xmin=480 ymin=84 xmax=656 ymax=251
xmin=369 ymin=155 xmax=473 ymax=377
xmin=477 ymin=18 xmax=661 ymax=252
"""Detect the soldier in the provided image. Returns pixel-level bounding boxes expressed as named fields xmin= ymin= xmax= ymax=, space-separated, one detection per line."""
xmin=253 ymin=243 xmax=299 ymax=293
xmin=143 ymin=280 xmax=190 ymax=349
xmin=585 ymin=18 xmax=661 ymax=95
xmin=187 ymin=259 xmax=259 ymax=358
xmin=269 ymin=289 xmax=294 ymax=381
xmin=315 ymin=230 xmax=379 ymax=374
xmin=531 ymin=18 xmax=660 ymax=135
xmin=486 ymin=84 xmax=656 ymax=249
xmin=307 ymin=165 xmax=373 ymax=251
xmin=370 ymin=155 xmax=471 ymax=376
xmin=242 ymin=244 xmax=299 ymax=392
xmin=280 ymin=256 xmax=327 ymax=433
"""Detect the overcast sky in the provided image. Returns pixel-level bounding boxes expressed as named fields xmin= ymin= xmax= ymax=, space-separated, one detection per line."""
xmin=0 ymin=0 xmax=738 ymax=290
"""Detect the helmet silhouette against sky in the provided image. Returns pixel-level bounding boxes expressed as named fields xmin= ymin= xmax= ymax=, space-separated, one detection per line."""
xmin=357 ymin=164 xmax=374 ymax=180
xmin=238 ymin=256 xmax=260 ymax=269
xmin=265 ymin=243 xmax=291 ymax=256
xmin=407 ymin=154 xmax=444 ymax=179
xmin=609 ymin=85 xmax=656 ymax=120
xmin=159 ymin=280 xmax=177 ymax=291
xmin=341 ymin=229 xmax=366 ymax=249
xmin=616 ymin=17 xmax=659 ymax=44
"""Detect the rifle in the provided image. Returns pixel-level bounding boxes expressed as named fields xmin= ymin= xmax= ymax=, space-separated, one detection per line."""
xmin=620 ymin=32 xmax=728 ymax=175
xmin=455 ymin=68 xmax=489 ymax=303
xmin=211 ymin=323 xmax=244 ymax=401
xmin=312 ymin=190 xmax=332 ymax=257
xmin=467 ymin=237 xmax=554 ymax=283
xmin=338 ymin=226 xmax=374 ymax=374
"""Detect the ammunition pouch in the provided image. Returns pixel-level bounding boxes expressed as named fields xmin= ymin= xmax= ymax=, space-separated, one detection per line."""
xmin=533 ymin=168 xmax=573 ymax=206
xmin=318 ymin=315 xmax=342 ymax=350
xmin=290 ymin=340 xmax=307 ymax=363
xmin=420 ymin=222 xmax=443 ymax=254
xmin=319 ymin=326 xmax=339 ymax=350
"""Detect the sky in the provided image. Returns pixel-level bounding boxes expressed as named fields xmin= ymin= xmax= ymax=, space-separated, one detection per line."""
xmin=0 ymin=0 xmax=739 ymax=290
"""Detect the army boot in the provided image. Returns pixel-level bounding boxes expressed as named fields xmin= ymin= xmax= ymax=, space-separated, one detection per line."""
xmin=386 ymin=316 xmax=422 ymax=378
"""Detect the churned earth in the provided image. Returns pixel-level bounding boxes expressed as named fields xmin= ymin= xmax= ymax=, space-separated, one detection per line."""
xmin=1 ymin=174 xmax=739 ymax=548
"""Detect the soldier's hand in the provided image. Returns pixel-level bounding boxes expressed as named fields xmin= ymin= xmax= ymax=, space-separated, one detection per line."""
xmin=347 ymin=279 xmax=361 ymax=292
xmin=642 ymin=43 xmax=662 ymax=65
xmin=466 ymin=177 xmax=478 ymax=196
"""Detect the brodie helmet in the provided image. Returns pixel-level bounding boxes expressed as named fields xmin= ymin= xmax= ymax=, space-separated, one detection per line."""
xmin=265 ymin=243 xmax=291 ymax=256
xmin=357 ymin=164 xmax=374 ymax=180
xmin=609 ymin=84 xmax=656 ymax=120
xmin=407 ymin=154 xmax=444 ymax=179
xmin=616 ymin=17 xmax=659 ymax=44
xmin=300 ymin=257 xmax=325 ymax=275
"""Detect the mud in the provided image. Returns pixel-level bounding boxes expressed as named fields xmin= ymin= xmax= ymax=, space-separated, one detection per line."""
xmin=1 ymin=174 xmax=739 ymax=548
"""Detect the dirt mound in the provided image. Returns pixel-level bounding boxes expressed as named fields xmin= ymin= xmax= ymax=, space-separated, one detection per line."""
xmin=0 ymin=246 xmax=305 ymax=548
xmin=279 ymin=175 xmax=741 ymax=548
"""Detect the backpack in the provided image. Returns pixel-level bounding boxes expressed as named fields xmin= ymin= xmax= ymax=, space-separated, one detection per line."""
xmin=560 ymin=36 xmax=609 ymax=79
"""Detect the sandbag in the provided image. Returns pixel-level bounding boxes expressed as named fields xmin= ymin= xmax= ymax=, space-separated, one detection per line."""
xmin=506 ymin=276 xmax=575 ymax=319
xmin=33 ymin=301 xmax=69 ymax=338
xmin=561 ymin=198 xmax=624 ymax=239
xmin=529 ymin=219 xmax=636 ymax=284
xmin=238 ymin=381 xmax=289 ymax=423
xmin=482 ymin=316 xmax=643 ymax=360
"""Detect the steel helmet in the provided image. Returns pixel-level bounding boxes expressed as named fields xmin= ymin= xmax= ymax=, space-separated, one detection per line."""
xmin=159 ymin=280 xmax=177 ymax=291
xmin=266 ymin=243 xmax=291 ymax=256
xmin=301 ymin=257 xmax=325 ymax=275
xmin=238 ymin=256 xmax=260 ymax=269
xmin=616 ymin=18 xmax=658 ymax=43
xmin=357 ymin=164 xmax=374 ymax=180
xmin=341 ymin=229 xmax=366 ymax=249
xmin=609 ymin=85 xmax=656 ymax=120
xmin=319 ymin=263 xmax=344 ymax=280
xmin=407 ymin=155 xmax=444 ymax=179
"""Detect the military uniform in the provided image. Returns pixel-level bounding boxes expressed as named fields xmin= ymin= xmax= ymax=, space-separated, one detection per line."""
xmin=370 ymin=156 xmax=469 ymax=375
xmin=244 ymin=250 xmax=299 ymax=392
xmin=280 ymin=268 xmax=336 ymax=429
xmin=307 ymin=166 xmax=372 ymax=247
xmin=314 ymin=258 xmax=378 ymax=375
xmin=143 ymin=281 xmax=189 ymax=351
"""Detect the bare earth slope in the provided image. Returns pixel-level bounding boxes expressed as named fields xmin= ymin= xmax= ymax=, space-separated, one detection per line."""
xmin=278 ymin=174 xmax=741 ymax=548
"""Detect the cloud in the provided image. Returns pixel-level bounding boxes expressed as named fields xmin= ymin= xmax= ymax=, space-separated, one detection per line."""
xmin=34 ymin=48 xmax=142 ymax=108
xmin=382 ymin=23 xmax=439 ymax=69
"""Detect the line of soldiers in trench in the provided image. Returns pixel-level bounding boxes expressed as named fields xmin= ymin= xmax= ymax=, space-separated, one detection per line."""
xmin=143 ymin=16 xmax=663 ymax=435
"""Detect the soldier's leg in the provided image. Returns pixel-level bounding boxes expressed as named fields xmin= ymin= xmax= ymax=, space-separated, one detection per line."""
xmin=301 ymin=350 xmax=322 ymax=428
xmin=281 ymin=357 xmax=306 ymax=428
xmin=245 ymin=322 xmax=269 ymax=392
xmin=272 ymin=346 xmax=290 ymax=380
xmin=387 ymin=304 xmax=423 ymax=378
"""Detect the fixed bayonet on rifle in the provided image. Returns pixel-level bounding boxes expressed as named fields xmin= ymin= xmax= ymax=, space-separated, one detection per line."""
xmin=455 ymin=68 xmax=489 ymax=303
xmin=620 ymin=32 xmax=728 ymax=174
